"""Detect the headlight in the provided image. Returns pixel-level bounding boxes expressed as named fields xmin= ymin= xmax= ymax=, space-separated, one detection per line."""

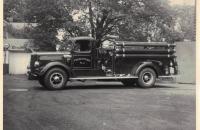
xmin=34 ymin=61 xmax=40 ymax=67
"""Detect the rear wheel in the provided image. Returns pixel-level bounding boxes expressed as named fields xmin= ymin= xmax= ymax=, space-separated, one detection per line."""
xmin=44 ymin=68 xmax=68 ymax=90
xmin=137 ymin=68 xmax=156 ymax=88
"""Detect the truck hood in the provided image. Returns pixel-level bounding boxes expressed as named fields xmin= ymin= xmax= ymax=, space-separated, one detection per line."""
xmin=32 ymin=51 xmax=71 ymax=55
xmin=32 ymin=51 xmax=72 ymax=60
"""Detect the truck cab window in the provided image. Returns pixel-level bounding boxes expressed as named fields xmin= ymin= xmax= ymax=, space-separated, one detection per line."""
xmin=74 ymin=40 xmax=92 ymax=53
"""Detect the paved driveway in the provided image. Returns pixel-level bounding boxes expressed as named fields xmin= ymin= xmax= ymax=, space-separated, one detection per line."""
xmin=4 ymin=75 xmax=195 ymax=130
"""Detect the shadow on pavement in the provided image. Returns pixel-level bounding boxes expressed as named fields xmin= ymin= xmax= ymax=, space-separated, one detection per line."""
xmin=32 ymin=83 xmax=177 ymax=91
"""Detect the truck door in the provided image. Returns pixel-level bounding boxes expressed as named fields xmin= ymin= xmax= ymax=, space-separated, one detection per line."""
xmin=72 ymin=39 xmax=93 ymax=69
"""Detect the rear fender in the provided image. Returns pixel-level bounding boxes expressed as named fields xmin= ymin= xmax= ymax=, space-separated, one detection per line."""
xmin=39 ymin=62 xmax=73 ymax=77
xmin=132 ymin=61 xmax=162 ymax=77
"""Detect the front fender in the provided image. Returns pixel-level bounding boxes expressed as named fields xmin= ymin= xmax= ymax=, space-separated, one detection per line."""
xmin=132 ymin=61 xmax=162 ymax=77
xmin=39 ymin=62 xmax=72 ymax=77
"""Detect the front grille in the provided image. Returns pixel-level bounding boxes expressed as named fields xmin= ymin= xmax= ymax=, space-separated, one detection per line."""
xmin=30 ymin=54 xmax=37 ymax=71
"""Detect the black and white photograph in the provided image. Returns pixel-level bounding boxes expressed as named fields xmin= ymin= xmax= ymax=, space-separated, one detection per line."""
xmin=3 ymin=0 xmax=196 ymax=130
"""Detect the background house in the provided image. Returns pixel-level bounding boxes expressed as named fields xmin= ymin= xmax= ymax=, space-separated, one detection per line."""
xmin=3 ymin=20 xmax=35 ymax=75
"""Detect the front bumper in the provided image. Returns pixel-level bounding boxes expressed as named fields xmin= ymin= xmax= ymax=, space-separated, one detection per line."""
xmin=27 ymin=69 xmax=38 ymax=80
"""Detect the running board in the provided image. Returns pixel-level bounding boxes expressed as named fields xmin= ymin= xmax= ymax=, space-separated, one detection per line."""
xmin=158 ymin=75 xmax=177 ymax=80
xmin=69 ymin=76 xmax=138 ymax=80
xmin=158 ymin=75 xmax=177 ymax=78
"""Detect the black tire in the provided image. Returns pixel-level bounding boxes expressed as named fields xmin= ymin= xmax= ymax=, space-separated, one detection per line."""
xmin=44 ymin=68 xmax=68 ymax=90
xmin=38 ymin=76 xmax=45 ymax=86
xmin=137 ymin=68 xmax=156 ymax=88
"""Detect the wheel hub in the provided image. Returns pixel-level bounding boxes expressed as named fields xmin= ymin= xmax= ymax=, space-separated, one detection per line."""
xmin=50 ymin=73 xmax=63 ymax=85
xmin=142 ymin=72 xmax=152 ymax=83
xmin=54 ymin=76 xmax=60 ymax=82
xmin=144 ymin=75 xmax=150 ymax=81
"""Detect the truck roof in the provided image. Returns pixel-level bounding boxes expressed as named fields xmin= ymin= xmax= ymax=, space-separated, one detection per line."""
xmin=69 ymin=36 xmax=95 ymax=41
xmin=115 ymin=41 xmax=175 ymax=47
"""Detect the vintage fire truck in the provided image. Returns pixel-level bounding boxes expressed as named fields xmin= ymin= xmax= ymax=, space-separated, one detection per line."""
xmin=27 ymin=36 xmax=178 ymax=90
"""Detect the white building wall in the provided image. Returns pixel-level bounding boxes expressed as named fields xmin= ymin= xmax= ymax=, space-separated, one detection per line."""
xmin=9 ymin=51 xmax=31 ymax=74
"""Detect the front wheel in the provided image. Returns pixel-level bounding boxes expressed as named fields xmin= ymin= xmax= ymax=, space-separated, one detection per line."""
xmin=137 ymin=68 xmax=156 ymax=88
xmin=44 ymin=68 xmax=68 ymax=90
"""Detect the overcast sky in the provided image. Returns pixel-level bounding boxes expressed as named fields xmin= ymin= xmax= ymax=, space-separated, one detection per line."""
xmin=170 ymin=0 xmax=195 ymax=6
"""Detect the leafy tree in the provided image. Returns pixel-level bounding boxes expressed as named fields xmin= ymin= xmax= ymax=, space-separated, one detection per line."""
xmin=68 ymin=0 xmax=124 ymax=47
xmin=5 ymin=0 xmax=192 ymax=50
xmin=4 ymin=0 xmax=26 ymax=22
xmin=117 ymin=0 xmax=177 ymax=42
xmin=88 ymin=0 xmax=124 ymax=46
xmin=172 ymin=5 xmax=195 ymax=41
xmin=25 ymin=0 xmax=77 ymax=51
xmin=6 ymin=24 xmax=32 ymax=39
xmin=71 ymin=0 xmax=181 ymax=44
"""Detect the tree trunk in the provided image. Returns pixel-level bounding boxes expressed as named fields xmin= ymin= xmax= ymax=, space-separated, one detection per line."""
xmin=88 ymin=1 xmax=95 ymax=37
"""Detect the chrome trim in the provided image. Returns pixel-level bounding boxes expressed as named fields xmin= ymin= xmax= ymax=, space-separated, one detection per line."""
xmin=70 ymin=76 xmax=138 ymax=80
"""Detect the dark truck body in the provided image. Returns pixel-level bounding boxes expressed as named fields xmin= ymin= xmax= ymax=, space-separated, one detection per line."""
xmin=27 ymin=37 xmax=178 ymax=90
